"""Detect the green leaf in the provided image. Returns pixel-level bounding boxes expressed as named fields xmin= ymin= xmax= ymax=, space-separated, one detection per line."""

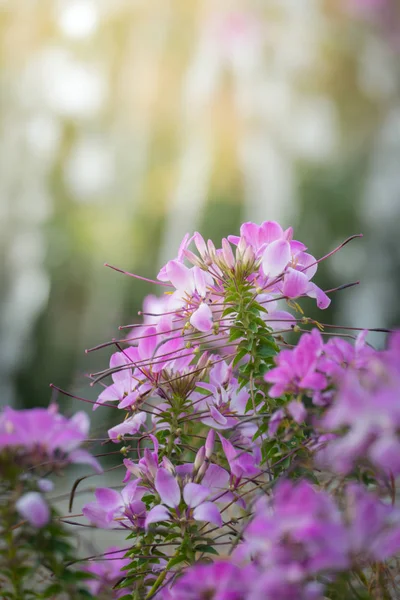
xmin=194 ymin=545 xmax=219 ymax=555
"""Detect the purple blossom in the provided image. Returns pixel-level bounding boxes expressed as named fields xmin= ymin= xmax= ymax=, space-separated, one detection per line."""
xmin=346 ymin=484 xmax=400 ymax=562
xmin=83 ymin=546 xmax=131 ymax=598
xmin=218 ymin=434 xmax=260 ymax=487
xmin=191 ymin=361 xmax=253 ymax=431
xmin=108 ymin=412 xmax=147 ymax=442
xmin=265 ymin=329 xmax=327 ymax=398
xmin=83 ymin=480 xmax=146 ymax=529
xmin=0 ymin=405 xmax=101 ymax=472
xmin=145 ymin=467 xmax=222 ymax=528
xmin=159 ymin=561 xmax=253 ymax=600
xmin=15 ymin=492 xmax=50 ymax=528
xmin=239 ymin=480 xmax=349 ymax=576
xmin=318 ymin=331 xmax=400 ymax=475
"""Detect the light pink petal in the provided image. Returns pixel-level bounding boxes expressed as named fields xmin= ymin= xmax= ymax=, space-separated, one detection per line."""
xmin=145 ymin=505 xmax=171 ymax=528
xmin=121 ymin=480 xmax=143 ymax=505
xmin=193 ymin=267 xmax=207 ymax=297
xmin=261 ymin=239 xmax=291 ymax=278
xmin=166 ymin=260 xmax=193 ymax=292
xmin=202 ymin=464 xmax=230 ymax=493
xmin=260 ymin=221 xmax=284 ymax=244
xmin=296 ymin=252 xmax=317 ymax=280
xmin=183 ymin=483 xmax=211 ymax=508
xmin=95 ymin=384 xmax=122 ymax=410
xmin=95 ymin=488 xmax=122 ymax=510
xmin=82 ymin=501 xmax=111 ymax=528
xmin=110 ymin=352 xmax=131 ymax=384
xmin=193 ymin=502 xmax=222 ymax=526
xmin=287 ymin=400 xmax=307 ymax=424
xmin=190 ymin=303 xmax=213 ymax=332
xmin=138 ymin=327 xmax=158 ymax=360
xmin=155 ymin=468 xmax=180 ymax=508
xmin=69 ymin=411 xmax=90 ymax=436
xmin=117 ymin=390 xmax=140 ymax=410
xmin=240 ymin=222 xmax=261 ymax=245
xmin=194 ymin=232 xmax=208 ymax=258
xmin=227 ymin=235 xmax=240 ymax=246
xmin=108 ymin=413 xmax=146 ymax=442
xmin=209 ymin=405 xmax=228 ymax=426
xmin=282 ymin=267 xmax=309 ymax=298
xmin=16 ymin=492 xmax=50 ymax=528
xmin=306 ymin=282 xmax=331 ymax=309
xmin=177 ymin=233 xmax=192 ymax=261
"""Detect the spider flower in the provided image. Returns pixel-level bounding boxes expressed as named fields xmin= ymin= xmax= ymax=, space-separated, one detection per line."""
xmin=0 ymin=405 xmax=101 ymax=472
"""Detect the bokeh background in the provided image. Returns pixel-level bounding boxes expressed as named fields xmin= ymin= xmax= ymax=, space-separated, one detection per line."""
xmin=1 ymin=0 xmax=400 ymax=419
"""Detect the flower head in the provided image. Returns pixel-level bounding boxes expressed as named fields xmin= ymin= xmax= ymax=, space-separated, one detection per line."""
xmin=0 ymin=405 xmax=101 ymax=473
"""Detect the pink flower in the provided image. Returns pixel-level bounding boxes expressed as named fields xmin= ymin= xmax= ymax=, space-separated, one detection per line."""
xmin=83 ymin=546 xmax=131 ymax=598
xmin=145 ymin=468 xmax=222 ymax=528
xmin=16 ymin=492 xmax=50 ymax=528
xmin=265 ymin=329 xmax=327 ymax=398
xmin=83 ymin=480 xmax=146 ymax=529
xmin=0 ymin=405 xmax=101 ymax=472
xmin=108 ymin=412 xmax=147 ymax=442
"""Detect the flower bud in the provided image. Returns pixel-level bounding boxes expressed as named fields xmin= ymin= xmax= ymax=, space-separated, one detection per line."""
xmin=205 ymin=429 xmax=215 ymax=460
xmin=194 ymin=232 xmax=207 ymax=259
xmin=194 ymin=446 xmax=206 ymax=472
xmin=222 ymin=238 xmax=235 ymax=269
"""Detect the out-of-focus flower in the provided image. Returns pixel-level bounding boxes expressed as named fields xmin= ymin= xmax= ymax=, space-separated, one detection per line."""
xmin=16 ymin=492 xmax=50 ymax=528
xmin=318 ymin=330 xmax=400 ymax=475
xmin=83 ymin=480 xmax=146 ymax=529
xmin=346 ymin=484 xmax=400 ymax=561
xmin=158 ymin=561 xmax=253 ymax=600
xmin=83 ymin=546 xmax=130 ymax=599
xmin=239 ymin=480 xmax=349 ymax=575
xmin=265 ymin=329 xmax=327 ymax=398
xmin=0 ymin=405 xmax=101 ymax=472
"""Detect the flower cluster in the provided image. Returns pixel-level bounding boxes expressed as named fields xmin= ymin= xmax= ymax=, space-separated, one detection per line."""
xmin=2 ymin=220 xmax=400 ymax=600
xmin=158 ymin=480 xmax=400 ymax=600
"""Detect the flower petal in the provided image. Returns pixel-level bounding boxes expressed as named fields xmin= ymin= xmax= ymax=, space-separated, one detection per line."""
xmin=16 ymin=492 xmax=50 ymax=528
xmin=183 ymin=483 xmax=211 ymax=508
xmin=306 ymin=282 xmax=331 ymax=309
xmin=155 ymin=468 xmax=180 ymax=508
xmin=193 ymin=502 xmax=222 ymax=526
xmin=145 ymin=504 xmax=171 ymax=528
xmin=190 ymin=303 xmax=213 ymax=332
xmin=282 ymin=268 xmax=309 ymax=298
xmin=261 ymin=239 xmax=291 ymax=277
xmin=166 ymin=260 xmax=193 ymax=292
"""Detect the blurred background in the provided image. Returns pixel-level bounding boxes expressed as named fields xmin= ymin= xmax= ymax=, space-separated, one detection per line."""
xmin=1 ymin=0 xmax=400 ymax=417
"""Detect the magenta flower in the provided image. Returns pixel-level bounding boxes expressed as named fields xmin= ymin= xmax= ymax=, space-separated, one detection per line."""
xmin=159 ymin=561 xmax=253 ymax=600
xmin=83 ymin=546 xmax=131 ymax=599
xmin=15 ymin=492 xmax=50 ymax=528
xmin=0 ymin=405 xmax=101 ymax=472
xmin=265 ymin=329 xmax=327 ymax=398
xmin=83 ymin=480 xmax=146 ymax=529
xmin=145 ymin=467 xmax=222 ymax=528
xmin=346 ymin=484 xmax=400 ymax=562
xmin=227 ymin=220 xmax=330 ymax=309
xmin=191 ymin=361 xmax=253 ymax=430
xmin=94 ymin=350 xmax=139 ymax=410
xmin=108 ymin=412 xmax=147 ymax=443
xmin=318 ymin=330 xmax=374 ymax=380
xmin=218 ymin=434 xmax=260 ymax=487
xmin=240 ymin=480 xmax=349 ymax=575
